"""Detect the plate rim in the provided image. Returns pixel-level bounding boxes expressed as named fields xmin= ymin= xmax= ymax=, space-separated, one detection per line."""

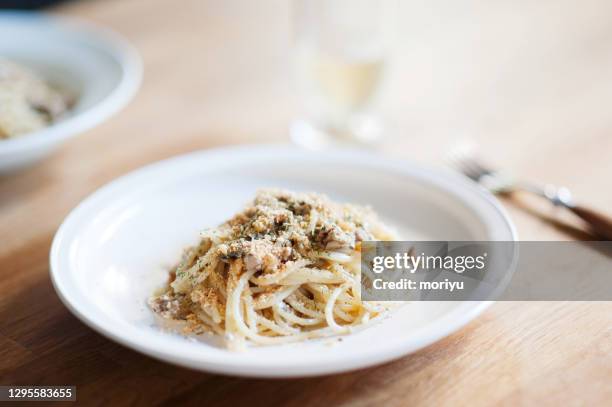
xmin=49 ymin=144 xmax=517 ymax=377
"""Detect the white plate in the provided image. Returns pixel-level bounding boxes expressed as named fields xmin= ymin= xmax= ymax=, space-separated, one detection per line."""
xmin=0 ymin=12 xmax=142 ymax=173
xmin=50 ymin=145 xmax=516 ymax=378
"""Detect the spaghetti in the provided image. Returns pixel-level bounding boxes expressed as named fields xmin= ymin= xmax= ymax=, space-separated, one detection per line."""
xmin=149 ymin=189 xmax=395 ymax=349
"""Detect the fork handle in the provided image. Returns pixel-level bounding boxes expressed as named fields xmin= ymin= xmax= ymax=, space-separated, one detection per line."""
xmin=524 ymin=183 xmax=612 ymax=240
xmin=566 ymin=204 xmax=612 ymax=240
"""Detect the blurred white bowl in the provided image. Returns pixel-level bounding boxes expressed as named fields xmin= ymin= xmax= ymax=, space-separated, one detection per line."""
xmin=0 ymin=12 xmax=142 ymax=173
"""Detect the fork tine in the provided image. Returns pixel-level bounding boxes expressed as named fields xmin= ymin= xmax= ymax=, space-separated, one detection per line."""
xmin=446 ymin=145 xmax=515 ymax=194
xmin=446 ymin=145 xmax=493 ymax=181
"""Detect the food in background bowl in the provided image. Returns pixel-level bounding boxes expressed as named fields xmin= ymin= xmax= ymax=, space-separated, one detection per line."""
xmin=0 ymin=59 xmax=73 ymax=139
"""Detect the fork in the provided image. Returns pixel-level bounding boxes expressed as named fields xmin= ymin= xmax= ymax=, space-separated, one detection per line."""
xmin=448 ymin=149 xmax=612 ymax=240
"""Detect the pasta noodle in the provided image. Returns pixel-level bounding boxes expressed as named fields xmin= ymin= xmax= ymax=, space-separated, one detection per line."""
xmin=149 ymin=189 xmax=395 ymax=349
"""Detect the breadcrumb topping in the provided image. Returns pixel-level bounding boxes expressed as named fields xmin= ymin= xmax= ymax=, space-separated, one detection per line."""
xmin=149 ymin=189 xmax=393 ymax=341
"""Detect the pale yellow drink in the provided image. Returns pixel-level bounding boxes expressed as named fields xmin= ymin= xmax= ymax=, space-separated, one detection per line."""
xmin=296 ymin=46 xmax=385 ymax=120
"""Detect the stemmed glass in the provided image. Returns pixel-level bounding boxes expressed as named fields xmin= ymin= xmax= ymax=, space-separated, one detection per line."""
xmin=291 ymin=0 xmax=391 ymax=148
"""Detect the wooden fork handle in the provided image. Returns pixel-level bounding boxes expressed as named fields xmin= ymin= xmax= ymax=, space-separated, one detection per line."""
xmin=568 ymin=204 xmax=612 ymax=241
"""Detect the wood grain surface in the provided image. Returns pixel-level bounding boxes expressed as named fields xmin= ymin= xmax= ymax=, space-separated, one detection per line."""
xmin=1 ymin=0 xmax=612 ymax=405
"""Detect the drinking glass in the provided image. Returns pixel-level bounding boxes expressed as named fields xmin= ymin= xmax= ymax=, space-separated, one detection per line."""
xmin=291 ymin=0 xmax=390 ymax=148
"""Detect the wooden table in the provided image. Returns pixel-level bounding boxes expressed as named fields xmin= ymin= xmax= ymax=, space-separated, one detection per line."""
xmin=2 ymin=0 xmax=612 ymax=405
